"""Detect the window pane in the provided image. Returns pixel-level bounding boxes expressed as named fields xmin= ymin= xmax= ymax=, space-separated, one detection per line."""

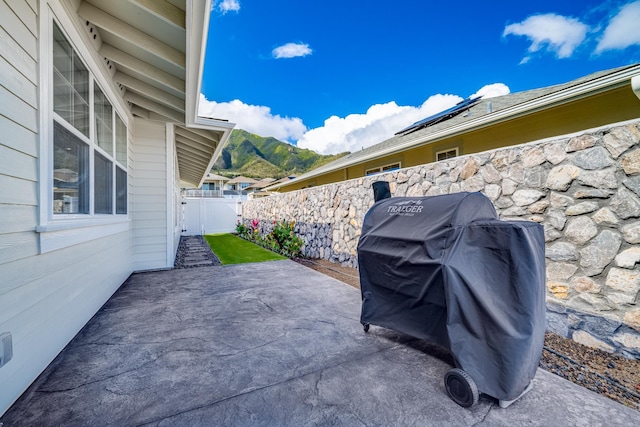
xmin=437 ymin=149 xmax=457 ymax=161
xmin=53 ymin=122 xmax=89 ymax=214
xmin=53 ymin=23 xmax=89 ymax=136
xmin=116 ymin=167 xmax=127 ymax=214
xmin=365 ymin=167 xmax=381 ymax=176
xmin=115 ymin=114 xmax=127 ymax=166
xmin=94 ymin=152 xmax=113 ymax=214
xmin=382 ymin=163 xmax=400 ymax=172
xmin=94 ymin=85 xmax=113 ymax=154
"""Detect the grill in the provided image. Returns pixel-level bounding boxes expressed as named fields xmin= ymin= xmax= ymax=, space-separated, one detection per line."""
xmin=358 ymin=182 xmax=546 ymax=408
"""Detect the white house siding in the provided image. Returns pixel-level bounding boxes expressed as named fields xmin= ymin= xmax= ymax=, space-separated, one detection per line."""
xmin=0 ymin=1 xmax=134 ymax=415
xmin=172 ymin=143 xmax=182 ymax=260
xmin=132 ymin=119 xmax=173 ymax=271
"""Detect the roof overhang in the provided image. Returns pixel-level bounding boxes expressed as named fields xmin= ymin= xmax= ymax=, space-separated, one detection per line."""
xmin=633 ymin=75 xmax=640 ymax=101
xmin=266 ymin=65 xmax=640 ymax=192
xmin=69 ymin=0 xmax=234 ymax=188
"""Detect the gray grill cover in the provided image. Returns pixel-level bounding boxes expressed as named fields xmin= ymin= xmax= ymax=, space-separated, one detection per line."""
xmin=358 ymin=192 xmax=545 ymax=401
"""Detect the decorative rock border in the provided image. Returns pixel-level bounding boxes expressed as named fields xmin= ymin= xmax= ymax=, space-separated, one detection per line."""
xmin=243 ymin=119 xmax=640 ymax=357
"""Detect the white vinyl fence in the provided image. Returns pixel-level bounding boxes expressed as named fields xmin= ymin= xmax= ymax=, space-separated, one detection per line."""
xmin=182 ymin=197 xmax=242 ymax=235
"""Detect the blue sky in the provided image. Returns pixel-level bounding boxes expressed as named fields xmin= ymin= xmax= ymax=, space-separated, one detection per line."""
xmin=199 ymin=0 xmax=640 ymax=154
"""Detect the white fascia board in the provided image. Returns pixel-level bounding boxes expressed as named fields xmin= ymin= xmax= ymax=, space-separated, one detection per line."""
xmin=184 ymin=0 xmax=209 ymax=129
xmin=194 ymin=126 xmax=233 ymax=189
xmin=268 ymin=66 xmax=640 ymax=191
xmin=182 ymin=0 xmax=236 ymax=188
xmin=633 ymin=75 xmax=640 ymax=101
xmin=183 ymin=0 xmax=236 ymax=132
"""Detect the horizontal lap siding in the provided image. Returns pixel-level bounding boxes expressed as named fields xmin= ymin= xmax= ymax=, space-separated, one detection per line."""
xmin=132 ymin=119 xmax=169 ymax=271
xmin=0 ymin=0 xmax=38 ymax=271
xmin=0 ymin=232 xmax=132 ymax=414
xmin=0 ymin=1 xmax=134 ymax=415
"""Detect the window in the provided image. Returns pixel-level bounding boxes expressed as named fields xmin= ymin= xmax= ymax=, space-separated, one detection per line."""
xmin=53 ymin=121 xmax=89 ymax=214
xmin=436 ymin=148 xmax=458 ymax=162
xmin=365 ymin=162 xmax=401 ymax=176
xmin=52 ymin=22 xmax=127 ymax=216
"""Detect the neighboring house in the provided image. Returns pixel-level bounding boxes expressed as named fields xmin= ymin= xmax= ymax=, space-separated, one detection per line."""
xmin=267 ymin=65 xmax=640 ymax=192
xmin=245 ymin=177 xmax=276 ymax=199
xmin=0 ymin=0 xmax=233 ymax=415
xmin=245 ymin=177 xmax=276 ymax=191
xmin=202 ymin=173 xmax=231 ymax=191
xmin=225 ymin=175 xmax=257 ymax=191
xmin=182 ymin=172 xmax=230 ymax=197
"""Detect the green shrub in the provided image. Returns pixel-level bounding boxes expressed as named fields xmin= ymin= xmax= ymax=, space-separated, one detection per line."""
xmin=236 ymin=219 xmax=304 ymax=258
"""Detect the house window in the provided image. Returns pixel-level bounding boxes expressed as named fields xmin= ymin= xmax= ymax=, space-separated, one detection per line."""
xmin=52 ymin=22 xmax=127 ymax=216
xmin=365 ymin=162 xmax=401 ymax=176
xmin=53 ymin=121 xmax=89 ymax=214
xmin=436 ymin=148 xmax=458 ymax=162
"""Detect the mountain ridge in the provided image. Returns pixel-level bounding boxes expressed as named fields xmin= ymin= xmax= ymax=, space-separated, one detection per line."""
xmin=212 ymin=129 xmax=348 ymax=179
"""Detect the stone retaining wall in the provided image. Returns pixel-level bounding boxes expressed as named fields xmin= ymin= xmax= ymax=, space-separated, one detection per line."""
xmin=243 ymin=120 xmax=640 ymax=357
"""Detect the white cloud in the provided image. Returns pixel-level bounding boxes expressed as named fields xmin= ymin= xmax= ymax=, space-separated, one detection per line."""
xmin=297 ymin=83 xmax=511 ymax=155
xmin=214 ymin=0 xmax=240 ymax=13
xmin=272 ymin=42 xmax=312 ymax=59
xmin=198 ymin=95 xmax=306 ymax=143
xmin=199 ymin=83 xmax=510 ymax=156
xmin=503 ymin=13 xmax=589 ymax=61
xmin=297 ymin=95 xmax=465 ymax=155
xmin=470 ymin=83 xmax=511 ymax=99
xmin=595 ymin=1 xmax=640 ymax=53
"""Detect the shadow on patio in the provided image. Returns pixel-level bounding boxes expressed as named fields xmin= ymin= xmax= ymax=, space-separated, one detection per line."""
xmin=2 ymin=260 xmax=639 ymax=426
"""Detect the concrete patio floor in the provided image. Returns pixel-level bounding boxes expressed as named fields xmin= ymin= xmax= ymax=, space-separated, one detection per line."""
xmin=2 ymin=260 xmax=640 ymax=426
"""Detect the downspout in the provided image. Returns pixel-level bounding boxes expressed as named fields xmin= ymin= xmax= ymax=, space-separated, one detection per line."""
xmin=633 ymin=75 xmax=640 ymax=101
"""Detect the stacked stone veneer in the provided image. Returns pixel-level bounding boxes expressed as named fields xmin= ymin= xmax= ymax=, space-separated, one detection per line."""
xmin=243 ymin=120 xmax=640 ymax=358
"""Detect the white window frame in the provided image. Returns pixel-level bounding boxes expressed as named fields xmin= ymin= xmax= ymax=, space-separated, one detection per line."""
xmin=37 ymin=2 xmax=131 ymax=253
xmin=365 ymin=162 xmax=401 ymax=176
xmin=436 ymin=147 xmax=459 ymax=162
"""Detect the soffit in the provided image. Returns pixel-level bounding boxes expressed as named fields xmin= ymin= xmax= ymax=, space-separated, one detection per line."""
xmin=71 ymin=0 xmax=233 ymax=187
xmin=175 ymin=126 xmax=225 ymax=186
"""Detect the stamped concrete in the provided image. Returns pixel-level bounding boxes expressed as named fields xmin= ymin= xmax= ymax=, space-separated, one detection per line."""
xmin=2 ymin=260 xmax=639 ymax=426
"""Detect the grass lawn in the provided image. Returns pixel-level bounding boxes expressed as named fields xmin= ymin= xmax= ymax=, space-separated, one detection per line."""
xmin=204 ymin=233 xmax=287 ymax=265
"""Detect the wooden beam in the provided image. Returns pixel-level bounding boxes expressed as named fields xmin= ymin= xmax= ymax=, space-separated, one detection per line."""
xmin=124 ymin=92 xmax=184 ymax=123
xmin=131 ymin=105 xmax=150 ymax=119
xmin=176 ymin=150 xmax=211 ymax=168
xmin=178 ymin=159 xmax=207 ymax=172
xmin=78 ymin=2 xmax=185 ymax=70
xmin=100 ymin=44 xmax=185 ymax=94
xmin=176 ymin=135 xmax=215 ymax=157
xmin=131 ymin=0 xmax=185 ymax=29
xmin=175 ymin=127 xmax=218 ymax=147
xmin=114 ymin=72 xmax=184 ymax=112
xmin=175 ymin=126 xmax=221 ymax=145
xmin=178 ymin=164 xmax=206 ymax=177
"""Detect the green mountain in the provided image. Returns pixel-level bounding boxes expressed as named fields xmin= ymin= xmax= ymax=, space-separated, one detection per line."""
xmin=212 ymin=129 xmax=348 ymax=179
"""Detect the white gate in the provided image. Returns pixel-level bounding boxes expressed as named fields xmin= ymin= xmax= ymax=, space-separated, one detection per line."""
xmin=182 ymin=198 xmax=242 ymax=235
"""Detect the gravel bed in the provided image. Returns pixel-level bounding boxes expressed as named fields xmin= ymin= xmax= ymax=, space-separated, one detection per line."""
xmin=174 ymin=235 xmax=221 ymax=269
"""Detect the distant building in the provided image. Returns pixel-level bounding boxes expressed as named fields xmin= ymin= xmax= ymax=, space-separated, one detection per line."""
xmin=225 ymin=176 xmax=258 ymax=191
xmin=245 ymin=177 xmax=276 ymax=192
xmin=182 ymin=173 xmax=230 ymax=198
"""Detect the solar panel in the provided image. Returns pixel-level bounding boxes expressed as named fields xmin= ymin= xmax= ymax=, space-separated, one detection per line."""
xmin=395 ymin=96 xmax=482 ymax=135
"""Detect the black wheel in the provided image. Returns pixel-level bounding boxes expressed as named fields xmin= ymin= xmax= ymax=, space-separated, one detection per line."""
xmin=444 ymin=368 xmax=479 ymax=408
xmin=362 ymin=323 xmax=370 ymax=333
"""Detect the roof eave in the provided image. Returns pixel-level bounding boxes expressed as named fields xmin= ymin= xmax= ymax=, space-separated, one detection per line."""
xmin=267 ymin=65 xmax=640 ymax=192
xmin=182 ymin=0 xmax=235 ymax=188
